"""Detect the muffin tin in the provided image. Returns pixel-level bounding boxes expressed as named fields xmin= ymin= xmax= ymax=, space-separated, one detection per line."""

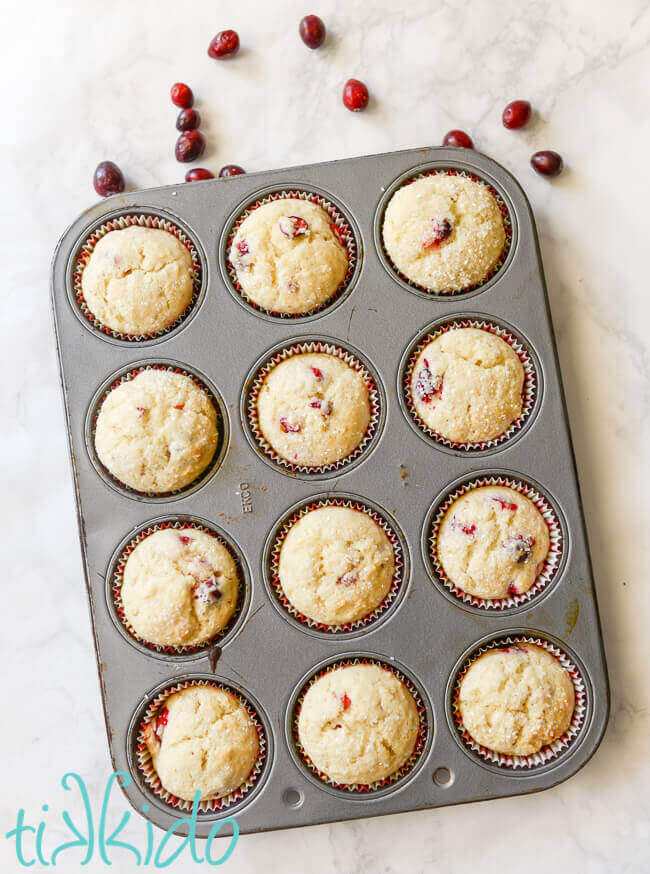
xmin=50 ymin=146 xmax=609 ymax=837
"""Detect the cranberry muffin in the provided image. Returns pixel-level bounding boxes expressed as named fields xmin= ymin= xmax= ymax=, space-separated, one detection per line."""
xmin=95 ymin=369 xmax=218 ymax=493
xmin=256 ymin=352 xmax=371 ymax=467
xmin=229 ymin=199 xmax=348 ymax=314
xmin=278 ymin=505 xmax=395 ymax=624
xmin=81 ymin=226 xmax=194 ymax=334
xmin=458 ymin=643 xmax=575 ymax=756
xmin=437 ymin=485 xmax=550 ymax=599
xmin=145 ymin=686 xmax=259 ymax=802
xmin=121 ymin=528 xmax=239 ymax=647
xmin=410 ymin=327 xmax=524 ymax=443
xmin=298 ymin=664 xmax=419 ymax=784
xmin=382 ymin=174 xmax=506 ymax=292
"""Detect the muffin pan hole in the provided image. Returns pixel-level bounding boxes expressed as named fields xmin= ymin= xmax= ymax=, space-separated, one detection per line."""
xmin=218 ymin=183 xmax=362 ymax=323
xmin=282 ymin=788 xmax=304 ymax=809
xmin=446 ymin=631 xmax=590 ymax=775
xmin=106 ymin=515 xmax=251 ymax=661
xmin=432 ymin=767 xmax=454 ymax=787
xmin=285 ymin=653 xmax=433 ymax=800
xmin=85 ymin=359 xmax=229 ymax=502
xmin=66 ymin=208 xmax=207 ymax=346
xmin=422 ymin=470 xmax=568 ymax=613
xmin=127 ymin=675 xmax=273 ymax=819
xmin=241 ymin=336 xmax=386 ymax=480
xmin=374 ymin=163 xmax=515 ymax=300
xmin=398 ymin=313 xmax=542 ymax=456
xmin=262 ymin=492 xmax=410 ymax=639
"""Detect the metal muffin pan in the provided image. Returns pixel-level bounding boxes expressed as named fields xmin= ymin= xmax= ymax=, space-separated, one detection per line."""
xmin=50 ymin=146 xmax=609 ymax=837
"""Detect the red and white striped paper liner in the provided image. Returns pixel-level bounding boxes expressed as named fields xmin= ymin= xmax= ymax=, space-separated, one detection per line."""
xmin=245 ymin=340 xmax=381 ymax=475
xmin=90 ymin=363 xmax=223 ymax=498
xmin=291 ymin=656 xmax=429 ymax=793
xmin=72 ymin=213 xmax=203 ymax=341
xmin=451 ymin=635 xmax=587 ymax=769
xmin=267 ymin=496 xmax=405 ymax=633
xmin=225 ymin=188 xmax=358 ymax=319
xmin=379 ymin=167 xmax=512 ymax=296
xmin=402 ymin=318 xmax=537 ymax=452
xmin=136 ymin=679 xmax=268 ymax=814
xmin=110 ymin=518 xmax=246 ymax=655
xmin=428 ymin=475 xmax=564 ymax=610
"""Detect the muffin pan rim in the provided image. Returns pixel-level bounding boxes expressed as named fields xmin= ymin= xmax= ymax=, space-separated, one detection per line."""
xmin=65 ymin=205 xmax=209 ymax=347
xmin=51 ymin=145 xmax=609 ymax=837
xmin=260 ymin=490 xmax=411 ymax=640
xmin=105 ymin=513 xmax=253 ymax=662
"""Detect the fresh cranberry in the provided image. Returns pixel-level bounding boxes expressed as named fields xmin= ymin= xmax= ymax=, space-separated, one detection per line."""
xmin=299 ymin=14 xmax=326 ymax=48
xmin=278 ymin=216 xmax=309 ymax=238
xmin=311 ymin=366 xmax=324 ymax=380
xmin=178 ymin=534 xmax=191 ymax=545
xmin=531 ymin=150 xmax=563 ymax=177
xmin=414 ymin=362 xmax=442 ymax=402
xmin=176 ymin=108 xmax=200 ymax=131
xmin=502 ymin=100 xmax=531 ymax=130
xmin=185 ymin=168 xmax=214 ymax=182
xmin=219 ymin=164 xmax=245 ymax=177
xmin=175 ymin=130 xmax=205 ymax=163
xmin=279 ymin=417 xmax=301 ymax=433
xmin=442 ymin=130 xmax=474 ymax=149
xmin=422 ymin=217 xmax=453 ymax=249
xmin=491 ymin=496 xmax=518 ymax=511
xmin=93 ymin=161 xmax=125 ymax=197
xmin=341 ymin=693 xmax=351 ymax=710
xmin=342 ymin=78 xmax=369 ymax=112
xmin=208 ymin=29 xmax=239 ymax=59
xmin=170 ymin=82 xmax=193 ymax=108
xmin=135 ymin=406 xmax=146 ymax=416
xmin=236 ymin=240 xmax=249 ymax=257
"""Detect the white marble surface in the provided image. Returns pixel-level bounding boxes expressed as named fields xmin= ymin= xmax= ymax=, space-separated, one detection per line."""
xmin=2 ymin=0 xmax=649 ymax=870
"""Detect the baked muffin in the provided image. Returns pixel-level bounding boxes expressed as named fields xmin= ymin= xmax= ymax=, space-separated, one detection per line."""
xmin=410 ymin=327 xmax=524 ymax=443
xmin=229 ymin=199 xmax=348 ymax=314
xmin=121 ymin=528 xmax=239 ymax=647
xmin=95 ymin=369 xmax=218 ymax=493
xmin=298 ymin=664 xmax=419 ymax=784
xmin=382 ymin=174 xmax=505 ymax=291
xmin=81 ymin=226 xmax=194 ymax=334
xmin=145 ymin=686 xmax=259 ymax=802
xmin=278 ymin=506 xmax=395 ymax=624
xmin=437 ymin=485 xmax=550 ymax=599
xmin=458 ymin=643 xmax=575 ymax=756
xmin=256 ymin=352 xmax=371 ymax=467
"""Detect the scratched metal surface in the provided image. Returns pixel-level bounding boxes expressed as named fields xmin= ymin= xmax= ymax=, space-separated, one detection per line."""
xmin=50 ymin=147 xmax=609 ymax=837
